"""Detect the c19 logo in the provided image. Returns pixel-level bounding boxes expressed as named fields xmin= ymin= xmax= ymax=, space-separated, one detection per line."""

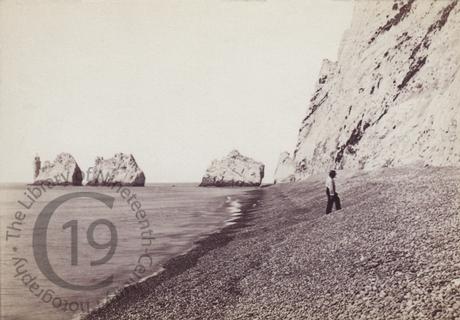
xmin=32 ymin=192 xmax=117 ymax=291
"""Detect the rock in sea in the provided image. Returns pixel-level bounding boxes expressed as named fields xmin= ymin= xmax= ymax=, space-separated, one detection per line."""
xmin=86 ymin=153 xmax=145 ymax=186
xmin=33 ymin=153 xmax=83 ymax=186
xmin=200 ymin=150 xmax=265 ymax=187
xmin=273 ymin=152 xmax=296 ymax=184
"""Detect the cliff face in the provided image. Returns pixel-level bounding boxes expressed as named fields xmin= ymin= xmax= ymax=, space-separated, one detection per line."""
xmin=274 ymin=152 xmax=296 ymax=184
xmin=33 ymin=153 xmax=83 ymax=185
xmin=200 ymin=150 xmax=265 ymax=187
xmin=290 ymin=0 xmax=460 ymax=180
xmin=87 ymin=153 xmax=145 ymax=186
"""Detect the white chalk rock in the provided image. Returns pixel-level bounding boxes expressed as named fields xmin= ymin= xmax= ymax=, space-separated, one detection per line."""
xmin=87 ymin=153 xmax=145 ymax=186
xmin=200 ymin=150 xmax=265 ymax=187
xmin=291 ymin=1 xmax=460 ymax=179
xmin=33 ymin=153 xmax=83 ymax=185
xmin=274 ymin=152 xmax=296 ymax=184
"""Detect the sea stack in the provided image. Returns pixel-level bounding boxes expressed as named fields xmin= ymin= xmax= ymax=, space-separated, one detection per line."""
xmin=200 ymin=150 xmax=265 ymax=187
xmin=33 ymin=153 xmax=83 ymax=186
xmin=273 ymin=152 xmax=296 ymax=184
xmin=290 ymin=0 xmax=460 ymax=180
xmin=86 ymin=153 xmax=145 ymax=186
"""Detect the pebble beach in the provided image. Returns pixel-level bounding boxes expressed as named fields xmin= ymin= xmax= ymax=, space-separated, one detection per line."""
xmin=86 ymin=166 xmax=460 ymax=320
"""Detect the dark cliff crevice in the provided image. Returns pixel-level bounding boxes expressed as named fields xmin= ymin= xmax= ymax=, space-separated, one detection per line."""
xmin=398 ymin=0 xmax=457 ymax=91
xmin=410 ymin=0 xmax=457 ymax=61
xmin=319 ymin=75 xmax=328 ymax=84
xmin=302 ymin=92 xmax=329 ymax=124
xmin=310 ymin=88 xmax=321 ymax=102
xmin=394 ymin=32 xmax=412 ymax=51
xmin=335 ymin=119 xmax=371 ymax=164
xmin=369 ymin=0 xmax=415 ymax=44
xmin=397 ymin=56 xmax=427 ymax=90
xmin=375 ymin=104 xmax=390 ymax=123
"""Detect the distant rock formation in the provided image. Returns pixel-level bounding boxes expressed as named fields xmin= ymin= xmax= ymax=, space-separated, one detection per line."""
xmin=86 ymin=153 xmax=145 ymax=186
xmin=290 ymin=0 xmax=460 ymax=180
xmin=33 ymin=155 xmax=41 ymax=180
xmin=33 ymin=153 xmax=83 ymax=186
xmin=274 ymin=152 xmax=296 ymax=184
xmin=200 ymin=150 xmax=265 ymax=187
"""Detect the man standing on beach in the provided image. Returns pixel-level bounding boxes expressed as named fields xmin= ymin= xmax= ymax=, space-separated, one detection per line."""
xmin=326 ymin=170 xmax=341 ymax=214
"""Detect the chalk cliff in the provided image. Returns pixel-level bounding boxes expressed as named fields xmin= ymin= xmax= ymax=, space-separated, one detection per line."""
xmin=200 ymin=150 xmax=265 ymax=187
xmin=33 ymin=153 xmax=83 ymax=185
xmin=274 ymin=152 xmax=296 ymax=184
xmin=284 ymin=0 xmax=460 ymax=180
xmin=87 ymin=153 xmax=145 ymax=186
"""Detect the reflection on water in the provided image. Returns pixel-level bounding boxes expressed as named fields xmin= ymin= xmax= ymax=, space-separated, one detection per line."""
xmin=0 ymin=183 xmax=251 ymax=320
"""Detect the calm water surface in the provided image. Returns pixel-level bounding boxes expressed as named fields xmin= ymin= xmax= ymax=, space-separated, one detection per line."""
xmin=0 ymin=183 xmax=252 ymax=320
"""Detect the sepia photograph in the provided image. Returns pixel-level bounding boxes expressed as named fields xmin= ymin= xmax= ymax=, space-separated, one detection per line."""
xmin=0 ymin=0 xmax=459 ymax=319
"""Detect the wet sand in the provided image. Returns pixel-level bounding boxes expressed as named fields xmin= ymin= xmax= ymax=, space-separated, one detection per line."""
xmin=86 ymin=167 xmax=460 ymax=320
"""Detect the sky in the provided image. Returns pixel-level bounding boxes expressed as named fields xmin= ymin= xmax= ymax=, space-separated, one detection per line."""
xmin=0 ymin=0 xmax=353 ymax=183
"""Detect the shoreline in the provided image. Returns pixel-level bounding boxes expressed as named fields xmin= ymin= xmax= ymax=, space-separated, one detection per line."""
xmin=84 ymin=167 xmax=460 ymax=320
xmin=84 ymin=188 xmax=263 ymax=320
xmin=0 ymin=183 xmax=259 ymax=320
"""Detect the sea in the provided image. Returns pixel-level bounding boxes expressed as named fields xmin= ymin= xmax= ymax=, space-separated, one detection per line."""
xmin=0 ymin=183 xmax=254 ymax=320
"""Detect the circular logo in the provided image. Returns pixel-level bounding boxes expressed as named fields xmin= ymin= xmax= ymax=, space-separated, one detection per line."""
xmin=32 ymin=192 xmax=117 ymax=291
